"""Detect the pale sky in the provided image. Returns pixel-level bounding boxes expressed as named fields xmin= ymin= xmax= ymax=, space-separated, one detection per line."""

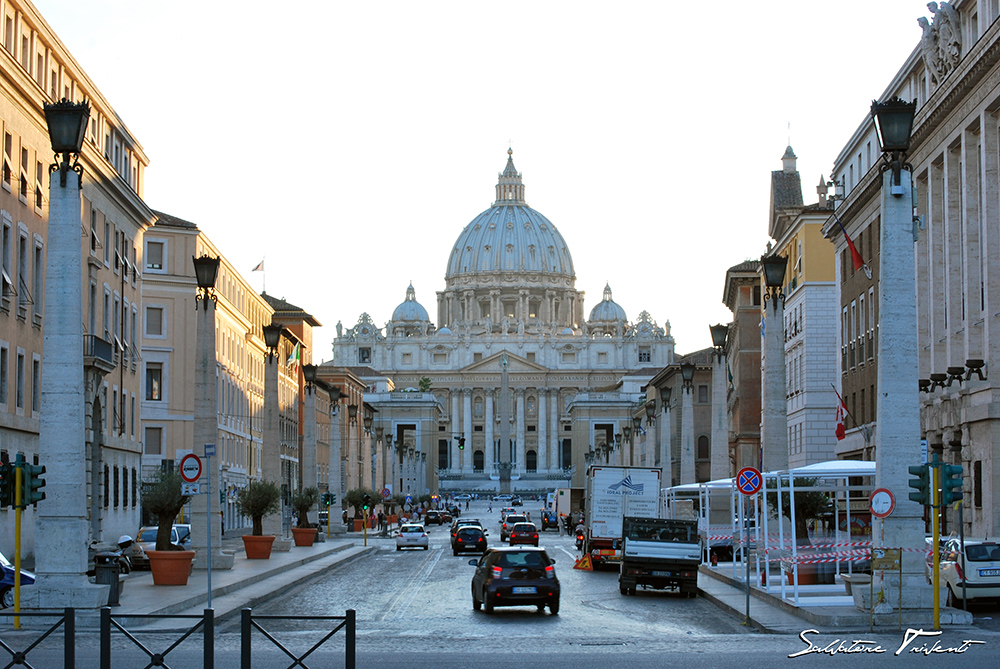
xmin=32 ymin=0 xmax=931 ymax=361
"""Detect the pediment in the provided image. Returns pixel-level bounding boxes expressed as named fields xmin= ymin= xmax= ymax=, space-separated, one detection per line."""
xmin=462 ymin=350 xmax=548 ymax=373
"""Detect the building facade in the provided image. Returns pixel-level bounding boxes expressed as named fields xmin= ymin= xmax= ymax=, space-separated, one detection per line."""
xmin=332 ymin=151 xmax=675 ymax=491
xmin=823 ymin=0 xmax=1000 ymax=536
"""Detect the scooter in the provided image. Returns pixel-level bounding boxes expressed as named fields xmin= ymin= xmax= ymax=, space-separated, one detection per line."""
xmin=575 ymin=531 xmax=585 ymax=550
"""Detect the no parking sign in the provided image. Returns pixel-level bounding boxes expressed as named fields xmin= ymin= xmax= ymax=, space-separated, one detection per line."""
xmin=736 ymin=467 xmax=762 ymax=495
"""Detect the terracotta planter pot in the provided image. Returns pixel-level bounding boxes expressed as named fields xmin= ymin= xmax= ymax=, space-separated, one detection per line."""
xmin=147 ymin=550 xmax=195 ymax=586
xmin=242 ymin=535 xmax=276 ymax=559
xmin=353 ymin=519 xmax=364 ymax=532
xmin=291 ymin=527 xmax=317 ymax=547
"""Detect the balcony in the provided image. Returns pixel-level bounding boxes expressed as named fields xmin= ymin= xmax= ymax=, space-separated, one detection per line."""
xmin=84 ymin=335 xmax=116 ymax=375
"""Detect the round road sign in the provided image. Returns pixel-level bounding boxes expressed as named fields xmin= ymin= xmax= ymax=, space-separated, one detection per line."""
xmin=736 ymin=467 xmax=762 ymax=495
xmin=869 ymin=488 xmax=895 ymax=518
xmin=381 ymin=488 xmax=391 ymax=499
xmin=179 ymin=453 xmax=202 ymax=483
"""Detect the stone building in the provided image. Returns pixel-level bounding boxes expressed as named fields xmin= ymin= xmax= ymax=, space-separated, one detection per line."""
xmin=332 ymin=151 xmax=675 ymax=492
xmin=823 ymin=0 xmax=1000 ymax=536
xmin=0 ymin=0 xmax=153 ymax=558
xmin=721 ymin=260 xmax=762 ymax=473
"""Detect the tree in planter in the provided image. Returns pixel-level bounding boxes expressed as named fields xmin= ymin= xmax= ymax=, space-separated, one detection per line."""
xmin=344 ymin=488 xmax=367 ymax=520
xmin=235 ymin=480 xmax=282 ymax=536
xmin=418 ymin=376 xmax=432 ymax=392
xmin=290 ymin=486 xmax=321 ymax=528
xmin=389 ymin=493 xmax=407 ymax=517
xmin=765 ymin=477 xmax=832 ymax=546
xmin=141 ymin=469 xmax=192 ymax=551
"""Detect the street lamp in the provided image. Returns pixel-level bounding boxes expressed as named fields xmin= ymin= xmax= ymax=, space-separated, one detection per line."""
xmin=43 ymin=98 xmax=90 ymax=186
xmin=760 ymin=254 xmax=787 ymax=305
xmin=645 ymin=400 xmax=656 ymax=425
xmin=192 ymin=255 xmax=220 ymax=307
xmin=363 ymin=407 xmax=374 ymax=432
xmin=871 ymin=97 xmax=917 ymax=193
xmin=680 ymin=362 xmax=696 ymax=392
xmin=303 ymin=363 xmax=318 ymax=386
xmin=263 ymin=323 xmax=284 ymax=357
xmin=710 ymin=323 xmax=728 ymax=361
xmin=348 ymin=404 xmax=358 ymax=425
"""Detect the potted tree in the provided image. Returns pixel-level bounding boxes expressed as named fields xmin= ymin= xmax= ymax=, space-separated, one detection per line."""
xmin=290 ymin=486 xmax=321 ymax=546
xmin=141 ymin=469 xmax=195 ymax=585
xmin=235 ymin=480 xmax=282 ymax=559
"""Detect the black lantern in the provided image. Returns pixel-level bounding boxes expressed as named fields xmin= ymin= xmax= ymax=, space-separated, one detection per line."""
xmin=43 ymin=98 xmax=90 ymax=185
xmin=192 ymin=255 xmax=220 ymax=307
xmin=303 ymin=363 xmax=318 ymax=386
xmin=871 ymin=97 xmax=917 ymax=154
xmin=632 ymin=416 xmax=643 ymax=432
xmin=661 ymin=386 xmax=672 ymax=404
xmin=645 ymin=400 xmax=656 ymax=423
xmin=710 ymin=323 xmax=729 ymax=349
xmin=680 ymin=362 xmax=695 ymax=391
xmin=622 ymin=426 xmax=632 ymax=442
xmin=760 ymin=254 xmax=787 ymax=304
xmin=348 ymin=404 xmax=359 ymax=424
xmin=363 ymin=406 xmax=374 ymax=431
xmin=262 ymin=323 xmax=284 ymax=355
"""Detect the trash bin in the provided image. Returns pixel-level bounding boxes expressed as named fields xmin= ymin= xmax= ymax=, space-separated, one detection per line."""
xmin=94 ymin=552 xmax=121 ymax=606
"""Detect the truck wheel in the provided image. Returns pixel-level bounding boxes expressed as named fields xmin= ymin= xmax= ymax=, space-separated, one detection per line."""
xmin=620 ymin=584 xmax=628 ymax=595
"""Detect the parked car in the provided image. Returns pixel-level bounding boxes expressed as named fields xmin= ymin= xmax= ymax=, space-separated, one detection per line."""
xmin=396 ymin=524 xmax=429 ymax=551
xmin=130 ymin=524 xmax=192 ymax=570
xmin=509 ymin=522 xmax=539 ymax=546
xmin=500 ymin=514 xmax=528 ymax=541
xmin=452 ymin=526 xmax=488 ymax=555
xmin=940 ymin=538 xmax=1000 ymax=605
xmin=451 ymin=518 xmax=484 ymax=539
xmin=469 ymin=546 xmax=559 ymax=614
xmin=424 ymin=510 xmax=443 ymax=525
xmin=493 ymin=494 xmax=513 ymax=502
xmin=454 ymin=494 xmax=472 ymax=501
xmin=0 ymin=551 xmax=34 ymax=609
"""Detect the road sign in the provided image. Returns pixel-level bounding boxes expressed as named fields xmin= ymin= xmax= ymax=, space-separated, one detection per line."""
xmin=869 ymin=488 xmax=895 ymax=518
xmin=573 ymin=554 xmax=593 ymax=571
xmin=405 ymin=494 xmax=412 ymax=504
xmin=871 ymin=547 xmax=901 ymax=570
xmin=736 ymin=467 xmax=762 ymax=495
xmin=182 ymin=483 xmax=201 ymax=496
xmin=382 ymin=488 xmax=391 ymax=499
xmin=179 ymin=453 xmax=202 ymax=483
xmin=204 ymin=443 xmax=216 ymax=458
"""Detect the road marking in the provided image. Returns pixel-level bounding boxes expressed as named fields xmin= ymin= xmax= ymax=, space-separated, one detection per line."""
xmin=379 ymin=547 xmax=444 ymax=622
xmin=559 ymin=546 xmax=577 ymax=560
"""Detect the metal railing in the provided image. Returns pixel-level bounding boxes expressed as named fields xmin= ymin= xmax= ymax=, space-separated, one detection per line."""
xmin=0 ymin=607 xmax=75 ymax=668
xmin=100 ymin=607 xmax=213 ymax=669
xmin=241 ymin=608 xmax=355 ymax=669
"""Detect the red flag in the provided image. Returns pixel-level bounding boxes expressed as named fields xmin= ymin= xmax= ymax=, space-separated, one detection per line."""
xmin=835 ymin=398 xmax=846 ymax=441
xmin=835 ymin=216 xmax=865 ymax=272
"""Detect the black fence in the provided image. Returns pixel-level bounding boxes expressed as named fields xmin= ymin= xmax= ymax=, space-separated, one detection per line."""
xmin=0 ymin=608 xmax=75 ymax=668
xmin=100 ymin=607 xmax=213 ymax=669
xmin=242 ymin=608 xmax=356 ymax=669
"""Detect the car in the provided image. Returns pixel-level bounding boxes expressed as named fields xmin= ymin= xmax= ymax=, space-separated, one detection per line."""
xmin=451 ymin=518 xmax=484 ymax=539
xmin=493 ymin=494 xmax=513 ymax=502
xmin=510 ymin=496 xmax=523 ymax=506
xmin=539 ymin=509 xmax=559 ymax=530
xmin=500 ymin=514 xmax=528 ymax=541
xmin=440 ymin=509 xmax=453 ymax=523
xmin=939 ymin=538 xmax=1000 ymax=606
xmin=0 ymin=551 xmax=34 ymax=609
xmin=508 ymin=522 xmax=539 ymax=546
xmin=454 ymin=494 xmax=472 ymax=501
xmin=452 ymin=526 xmax=488 ymax=555
xmin=447 ymin=504 xmax=461 ymax=518
xmin=499 ymin=507 xmax=517 ymax=520
xmin=424 ymin=510 xmax=443 ymax=525
xmin=469 ymin=546 xmax=559 ymax=614
xmin=130 ymin=524 xmax=192 ymax=569
xmin=396 ymin=524 xmax=429 ymax=551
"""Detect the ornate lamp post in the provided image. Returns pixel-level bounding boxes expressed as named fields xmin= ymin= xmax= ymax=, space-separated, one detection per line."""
xmin=364 ymin=407 xmax=375 ymax=490
xmin=659 ymin=386 xmax=673 ymax=485
xmin=709 ymin=323 xmax=731 ymax=479
xmin=679 ymin=362 xmax=696 ymax=483
xmin=261 ymin=323 xmax=290 ymax=548
xmin=870 ymin=96 xmax=930 ymax=613
xmin=302 ymin=363 xmax=319 ymax=507
xmin=29 ymin=99 xmax=110 ymax=608
xmin=760 ymin=254 xmax=789 ymax=473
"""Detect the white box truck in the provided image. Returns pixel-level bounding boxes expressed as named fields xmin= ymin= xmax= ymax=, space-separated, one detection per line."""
xmin=583 ymin=466 xmax=662 ymax=568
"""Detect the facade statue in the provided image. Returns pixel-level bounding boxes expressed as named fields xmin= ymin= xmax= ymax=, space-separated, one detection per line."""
xmin=336 ymin=320 xmax=343 ymax=338
xmin=920 ymin=2 xmax=962 ymax=88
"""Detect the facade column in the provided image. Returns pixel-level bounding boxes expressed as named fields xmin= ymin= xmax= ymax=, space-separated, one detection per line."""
xmin=485 ymin=391 xmax=495 ymax=476
xmin=680 ymin=383 xmax=694 ymax=484
xmin=263 ymin=356 xmax=291 ymax=550
xmin=192 ymin=290 xmax=233 ymax=570
xmin=876 ymin=167 xmax=934 ymax=608
xmin=451 ymin=391 xmax=461 ymax=471
xmin=711 ymin=355 xmax=729 ymax=481
xmin=761 ymin=292 xmax=788 ymax=473
xmin=538 ymin=389 xmax=548 ymax=473
xmin=329 ymin=402 xmax=344 ymax=534
xmin=303 ymin=386 xmax=317 ymax=490
xmin=515 ymin=390 xmax=526 ymax=473
xmin=661 ymin=399 xmax=672 ymax=487
xmin=549 ymin=392 xmax=559 ymax=471
xmin=462 ymin=389 xmax=473 ymax=473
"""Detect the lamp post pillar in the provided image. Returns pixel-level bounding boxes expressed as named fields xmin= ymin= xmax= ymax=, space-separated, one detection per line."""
xmin=262 ymin=353 xmax=290 ymax=549
xmin=485 ymin=392 xmax=495 ymax=475
xmin=762 ymin=294 xmax=788 ymax=473
xmin=680 ymin=384 xmax=695 ymax=484
xmin=660 ymin=400 xmax=672 ymax=487
xmin=876 ymin=167 xmax=933 ymax=607
xmin=303 ymin=384 xmax=317 ymax=488
xmin=192 ymin=291 xmax=234 ymax=570
xmin=28 ymin=168 xmax=109 ymax=608
xmin=711 ymin=354 xmax=729 ymax=480
xmin=330 ymin=403 xmax=345 ymax=534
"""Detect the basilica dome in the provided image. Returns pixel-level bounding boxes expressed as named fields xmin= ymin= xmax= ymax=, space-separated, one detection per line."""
xmin=392 ymin=283 xmax=430 ymax=322
xmin=588 ymin=284 xmax=627 ymax=323
xmin=445 ymin=150 xmax=575 ymax=281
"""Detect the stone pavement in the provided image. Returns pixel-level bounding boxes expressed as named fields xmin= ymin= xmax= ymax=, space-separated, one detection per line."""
xmin=697 ymin=563 xmax=975 ymax=633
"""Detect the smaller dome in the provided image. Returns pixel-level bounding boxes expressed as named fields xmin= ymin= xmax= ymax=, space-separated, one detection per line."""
xmin=561 ymin=327 xmax=574 ymax=335
xmin=437 ymin=326 xmax=452 ymax=335
xmin=392 ymin=283 xmax=430 ymax=322
xmin=588 ymin=283 xmax=627 ymax=323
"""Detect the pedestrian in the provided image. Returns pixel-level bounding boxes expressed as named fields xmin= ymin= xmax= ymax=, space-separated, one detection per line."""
xmin=377 ymin=511 xmax=385 ymax=532
xmin=343 ymin=509 xmax=349 ymax=527
xmin=465 ymin=500 xmax=469 ymax=510
xmin=487 ymin=502 xmax=493 ymax=513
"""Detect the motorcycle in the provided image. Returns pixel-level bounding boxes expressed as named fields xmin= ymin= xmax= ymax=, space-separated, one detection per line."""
xmin=575 ymin=531 xmax=585 ymax=550
xmin=0 ymin=551 xmax=35 ymax=609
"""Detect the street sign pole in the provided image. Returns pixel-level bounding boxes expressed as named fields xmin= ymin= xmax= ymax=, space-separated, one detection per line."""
xmin=735 ymin=466 xmax=762 ymax=626
xmin=206 ymin=450 xmax=212 ymax=610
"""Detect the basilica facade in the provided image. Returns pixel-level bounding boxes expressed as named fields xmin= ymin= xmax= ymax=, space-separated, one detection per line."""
xmin=331 ymin=151 xmax=674 ymax=493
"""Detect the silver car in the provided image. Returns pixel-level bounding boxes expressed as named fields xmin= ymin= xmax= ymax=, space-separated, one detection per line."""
xmin=940 ymin=538 xmax=1000 ymax=606
xmin=396 ymin=524 xmax=429 ymax=551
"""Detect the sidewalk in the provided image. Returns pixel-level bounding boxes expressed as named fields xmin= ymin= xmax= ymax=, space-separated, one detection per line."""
xmin=698 ymin=563 xmax=975 ymax=633
xmin=103 ymin=530 xmax=377 ymax=629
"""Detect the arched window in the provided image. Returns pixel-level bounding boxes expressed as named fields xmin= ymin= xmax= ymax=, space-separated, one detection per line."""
xmin=473 ymin=450 xmax=484 ymax=472
xmin=526 ymin=449 xmax=537 ymax=473
xmin=696 ymin=435 xmax=711 ymax=482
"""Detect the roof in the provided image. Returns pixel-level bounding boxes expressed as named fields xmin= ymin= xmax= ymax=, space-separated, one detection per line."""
xmin=152 ymin=210 xmax=198 ymax=229
xmin=261 ymin=292 xmax=322 ymax=326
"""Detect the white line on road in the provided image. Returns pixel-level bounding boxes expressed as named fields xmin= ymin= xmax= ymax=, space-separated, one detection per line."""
xmin=379 ymin=547 xmax=444 ymax=622
xmin=559 ymin=546 xmax=577 ymax=560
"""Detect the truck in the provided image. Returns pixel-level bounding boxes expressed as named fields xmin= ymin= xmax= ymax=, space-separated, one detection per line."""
xmin=553 ymin=487 xmax=584 ymax=529
xmin=583 ymin=466 xmax=661 ymax=568
xmin=618 ymin=516 xmax=701 ymax=597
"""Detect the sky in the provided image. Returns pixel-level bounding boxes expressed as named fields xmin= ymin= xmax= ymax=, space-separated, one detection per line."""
xmin=31 ymin=0 xmax=933 ymax=362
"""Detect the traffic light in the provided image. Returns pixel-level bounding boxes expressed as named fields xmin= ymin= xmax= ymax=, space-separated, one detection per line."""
xmin=458 ymin=437 xmax=465 ymax=450
xmin=940 ymin=464 xmax=963 ymax=505
xmin=363 ymin=494 xmax=371 ymax=511
xmin=21 ymin=462 xmax=46 ymax=506
xmin=322 ymin=492 xmax=332 ymax=506
xmin=908 ymin=463 xmax=930 ymax=506
xmin=0 ymin=462 xmax=11 ymax=507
